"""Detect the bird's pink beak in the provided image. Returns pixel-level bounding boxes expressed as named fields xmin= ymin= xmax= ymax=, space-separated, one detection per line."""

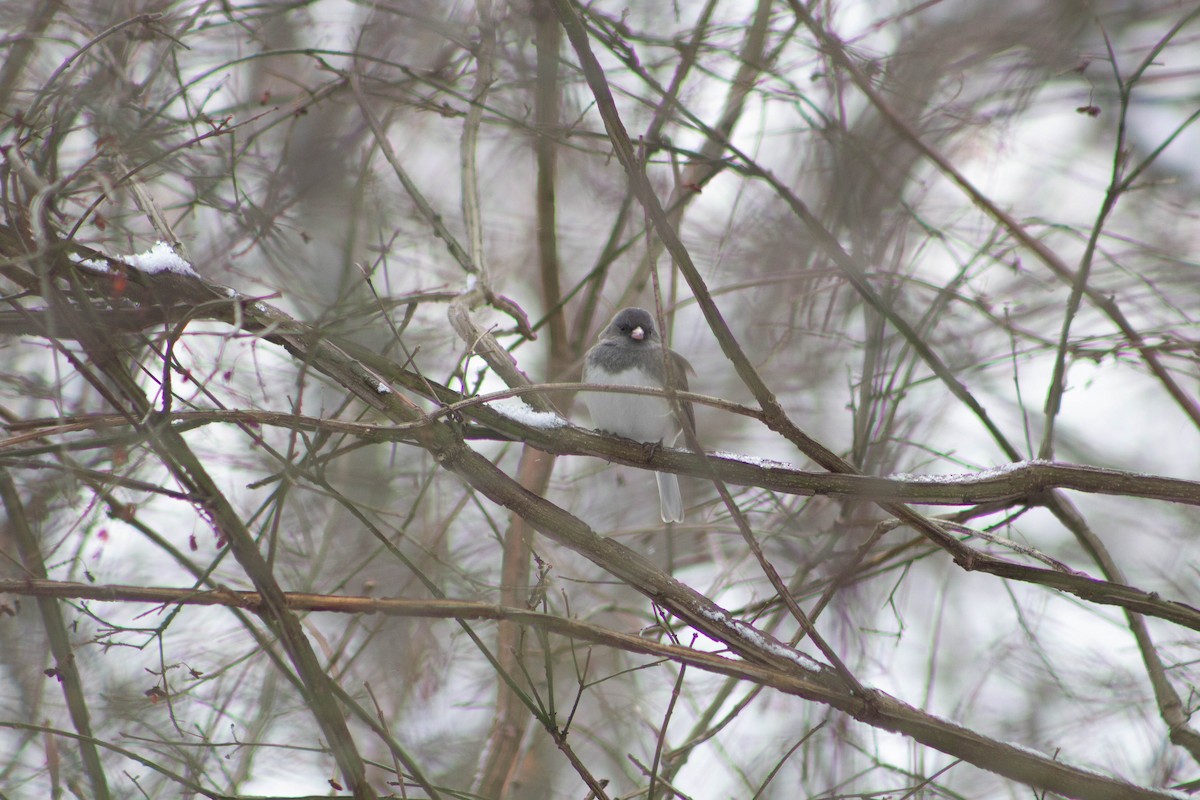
xmin=631 ymin=326 xmax=645 ymax=341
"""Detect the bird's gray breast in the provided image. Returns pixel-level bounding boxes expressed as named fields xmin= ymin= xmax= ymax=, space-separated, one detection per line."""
xmin=583 ymin=362 xmax=677 ymax=443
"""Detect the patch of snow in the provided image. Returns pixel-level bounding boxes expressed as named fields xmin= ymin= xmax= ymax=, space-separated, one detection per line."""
xmin=696 ymin=606 xmax=823 ymax=670
xmin=726 ymin=616 xmax=823 ymax=670
xmin=709 ymin=449 xmax=799 ymax=471
xmin=124 ymin=242 xmax=197 ymax=276
xmin=68 ymin=252 xmax=113 ymax=274
xmin=890 ymin=459 xmax=1053 ymax=484
xmin=70 ymin=241 xmax=198 ymax=278
xmin=486 ymin=397 xmax=566 ymax=429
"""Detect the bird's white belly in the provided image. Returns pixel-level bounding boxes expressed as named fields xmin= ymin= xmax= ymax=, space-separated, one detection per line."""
xmin=582 ymin=365 xmax=676 ymax=443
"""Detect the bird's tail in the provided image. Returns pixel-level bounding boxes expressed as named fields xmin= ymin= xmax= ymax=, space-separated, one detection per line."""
xmin=657 ymin=472 xmax=683 ymax=523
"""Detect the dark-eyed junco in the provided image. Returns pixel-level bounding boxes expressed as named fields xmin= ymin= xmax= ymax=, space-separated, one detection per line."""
xmin=583 ymin=307 xmax=695 ymax=522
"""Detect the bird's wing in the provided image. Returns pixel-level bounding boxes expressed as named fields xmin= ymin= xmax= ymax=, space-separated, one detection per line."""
xmin=668 ymin=350 xmax=697 ymax=433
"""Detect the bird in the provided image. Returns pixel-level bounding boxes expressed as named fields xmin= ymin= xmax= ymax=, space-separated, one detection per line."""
xmin=582 ymin=307 xmax=695 ymax=522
